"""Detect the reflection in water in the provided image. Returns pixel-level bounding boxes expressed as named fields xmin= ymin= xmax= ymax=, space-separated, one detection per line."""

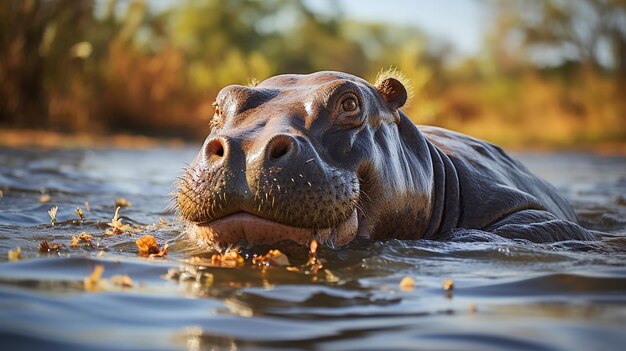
xmin=0 ymin=147 xmax=625 ymax=350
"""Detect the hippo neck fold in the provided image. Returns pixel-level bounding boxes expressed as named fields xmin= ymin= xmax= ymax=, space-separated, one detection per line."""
xmin=396 ymin=112 xmax=460 ymax=240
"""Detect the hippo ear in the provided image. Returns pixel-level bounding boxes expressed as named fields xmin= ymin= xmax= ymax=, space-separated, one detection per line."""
xmin=375 ymin=77 xmax=407 ymax=110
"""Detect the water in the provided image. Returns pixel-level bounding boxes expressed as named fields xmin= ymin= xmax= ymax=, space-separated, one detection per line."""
xmin=0 ymin=146 xmax=625 ymax=351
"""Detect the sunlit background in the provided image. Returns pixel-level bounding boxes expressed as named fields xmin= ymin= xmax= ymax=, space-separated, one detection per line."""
xmin=1 ymin=0 xmax=624 ymax=148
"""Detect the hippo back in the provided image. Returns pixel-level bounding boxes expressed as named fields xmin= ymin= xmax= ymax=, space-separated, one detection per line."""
xmin=419 ymin=126 xmax=578 ymax=231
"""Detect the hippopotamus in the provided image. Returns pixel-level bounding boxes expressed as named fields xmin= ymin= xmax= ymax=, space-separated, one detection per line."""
xmin=177 ymin=71 xmax=595 ymax=248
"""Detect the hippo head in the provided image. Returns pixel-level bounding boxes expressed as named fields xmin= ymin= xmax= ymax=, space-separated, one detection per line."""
xmin=177 ymin=71 xmax=434 ymax=248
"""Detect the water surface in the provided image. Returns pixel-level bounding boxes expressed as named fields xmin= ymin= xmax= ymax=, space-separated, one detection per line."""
xmin=0 ymin=146 xmax=625 ymax=351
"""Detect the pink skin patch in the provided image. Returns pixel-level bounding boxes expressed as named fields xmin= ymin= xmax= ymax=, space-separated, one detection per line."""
xmin=189 ymin=209 xmax=358 ymax=247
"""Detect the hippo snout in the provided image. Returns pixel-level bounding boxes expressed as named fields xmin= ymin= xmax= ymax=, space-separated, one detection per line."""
xmin=203 ymin=134 xmax=299 ymax=169
xmin=178 ymin=129 xmax=360 ymax=247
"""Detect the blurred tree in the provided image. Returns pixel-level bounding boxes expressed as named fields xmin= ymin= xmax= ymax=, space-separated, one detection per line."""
xmin=0 ymin=0 xmax=623 ymax=146
xmin=490 ymin=0 xmax=626 ymax=75
xmin=0 ymin=0 xmax=95 ymax=129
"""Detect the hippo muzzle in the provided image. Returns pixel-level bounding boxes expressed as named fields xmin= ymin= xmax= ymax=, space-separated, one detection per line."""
xmin=178 ymin=129 xmax=360 ymax=246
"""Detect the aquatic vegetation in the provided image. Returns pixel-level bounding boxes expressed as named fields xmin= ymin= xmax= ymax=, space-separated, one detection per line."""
xmin=48 ymin=206 xmax=58 ymax=226
xmin=74 ymin=207 xmax=85 ymax=221
xmin=106 ymin=207 xmax=131 ymax=235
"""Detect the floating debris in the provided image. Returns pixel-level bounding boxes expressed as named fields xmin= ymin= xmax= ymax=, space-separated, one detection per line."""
xmin=106 ymin=207 xmax=131 ymax=235
xmin=210 ymin=250 xmax=244 ymax=267
xmin=443 ymin=279 xmax=454 ymax=291
xmin=115 ymin=198 xmax=131 ymax=208
xmin=110 ymin=274 xmax=134 ymax=288
xmin=252 ymin=249 xmax=290 ymax=267
xmin=309 ymin=239 xmax=318 ymax=254
xmin=469 ymin=303 xmax=477 ymax=315
xmin=84 ymin=265 xmax=104 ymax=291
xmin=39 ymin=241 xmax=64 ymax=252
xmin=306 ymin=239 xmax=323 ymax=274
xmin=39 ymin=194 xmax=51 ymax=203
xmin=8 ymin=247 xmax=21 ymax=261
xmin=136 ymin=235 xmax=168 ymax=257
xmin=70 ymin=232 xmax=94 ymax=248
xmin=97 ymin=250 xmax=105 ymax=257
xmin=84 ymin=201 xmax=91 ymax=211
xmin=75 ymin=207 xmax=85 ymax=221
xmin=186 ymin=256 xmax=214 ymax=266
xmin=48 ymin=206 xmax=58 ymax=226
xmin=324 ymin=269 xmax=340 ymax=283
xmin=399 ymin=276 xmax=416 ymax=291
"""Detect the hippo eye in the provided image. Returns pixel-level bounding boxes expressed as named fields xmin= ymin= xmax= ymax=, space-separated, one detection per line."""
xmin=341 ymin=97 xmax=358 ymax=112
xmin=335 ymin=93 xmax=363 ymax=127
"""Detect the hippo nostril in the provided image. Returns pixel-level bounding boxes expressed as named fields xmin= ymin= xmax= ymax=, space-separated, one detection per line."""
xmin=205 ymin=138 xmax=225 ymax=159
xmin=268 ymin=136 xmax=293 ymax=160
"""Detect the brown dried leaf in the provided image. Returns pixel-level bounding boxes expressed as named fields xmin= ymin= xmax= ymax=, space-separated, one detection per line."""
xmin=110 ymin=274 xmax=134 ymax=288
xmin=306 ymin=239 xmax=323 ymax=274
xmin=211 ymin=250 xmax=244 ymax=267
xmin=39 ymin=240 xmax=64 ymax=252
xmin=84 ymin=265 xmax=104 ymax=291
xmin=114 ymin=198 xmax=131 ymax=208
xmin=399 ymin=276 xmax=415 ymax=291
xmin=149 ymin=244 xmax=168 ymax=258
xmin=70 ymin=232 xmax=94 ymax=248
xmin=252 ymin=249 xmax=290 ymax=267
xmin=310 ymin=239 xmax=318 ymax=254
xmin=8 ymin=247 xmax=21 ymax=261
xmin=443 ymin=279 xmax=454 ymax=291
xmin=324 ymin=269 xmax=339 ymax=283
xmin=136 ymin=235 xmax=160 ymax=255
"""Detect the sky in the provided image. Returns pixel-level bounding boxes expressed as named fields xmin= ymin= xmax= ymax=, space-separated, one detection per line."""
xmin=305 ymin=0 xmax=486 ymax=57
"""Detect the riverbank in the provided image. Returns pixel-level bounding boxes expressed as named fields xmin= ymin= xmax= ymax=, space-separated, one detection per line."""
xmin=0 ymin=129 xmax=187 ymax=149
xmin=1 ymin=129 xmax=625 ymax=155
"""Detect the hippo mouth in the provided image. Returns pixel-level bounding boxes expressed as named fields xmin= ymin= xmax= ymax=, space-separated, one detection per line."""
xmin=188 ymin=209 xmax=359 ymax=247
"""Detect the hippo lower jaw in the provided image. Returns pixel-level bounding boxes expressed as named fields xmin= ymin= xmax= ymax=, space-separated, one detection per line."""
xmin=187 ymin=209 xmax=359 ymax=248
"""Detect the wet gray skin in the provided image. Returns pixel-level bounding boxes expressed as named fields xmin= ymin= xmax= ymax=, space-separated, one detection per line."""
xmin=177 ymin=71 xmax=596 ymax=247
